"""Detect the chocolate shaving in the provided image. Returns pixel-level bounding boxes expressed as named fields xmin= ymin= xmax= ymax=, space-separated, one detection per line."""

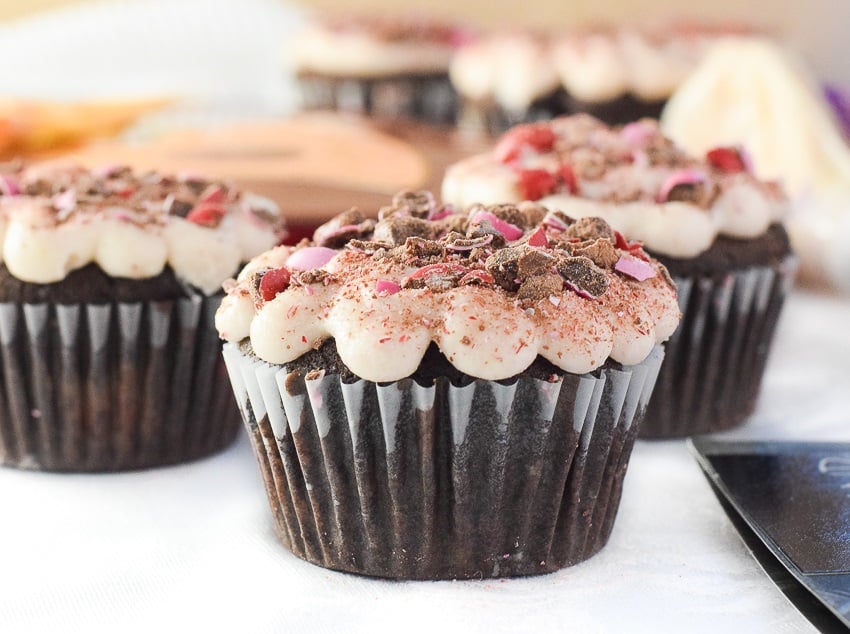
xmin=373 ymin=216 xmax=435 ymax=245
xmin=564 ymin=216 xmax=615 ymax=242
xmin=403 ymin=236 xmax=445 ymax=259
xmin=556 ymin=256 xmax=609 ymax=297
xmin=517 ymin=273 xmax=564 ymax=301
xmin=297 ymin=269 xmax=332 ymax=285
xmin=390 ymin=190 xmax=437 ymax=218
xmin=573 ymin=238 xmax=620 ymax=268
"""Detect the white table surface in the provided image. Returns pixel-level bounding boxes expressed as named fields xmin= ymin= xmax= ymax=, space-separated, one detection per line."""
xmin=2 ymin=2 xmax=850 ymax=632
xmin=1 ymin=290 xmax=847 ymax=634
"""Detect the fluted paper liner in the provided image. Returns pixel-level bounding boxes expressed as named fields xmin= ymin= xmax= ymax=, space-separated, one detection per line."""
xmin=641 ymin=256 xmax=798 ymax=438
xmin=224 ymin=343 xmax=664 ymax=579
xmin=0 ymin=296 xmax=240 ymax=472
xmin=297 ymin=74 xmax=458 ymax=124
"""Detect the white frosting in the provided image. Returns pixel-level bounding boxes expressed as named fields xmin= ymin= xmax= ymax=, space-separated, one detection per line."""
xmin=450 ymin=34 xmax=561 ymax=112
xmin=0 ymin=165 xmax=284 ymax=294
xmin=552 ymin=33 xmax=629 ymax=102
xmin=216 ymin=234 xmax=680 ymax=383
xmin=441 ymin=118 xmax=787 ymax=258
xmin=290 ymin=23 xmax=453 ymax=77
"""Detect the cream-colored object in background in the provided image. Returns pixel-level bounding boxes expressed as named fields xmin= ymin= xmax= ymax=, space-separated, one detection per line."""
xmin=661 ymin=37 xmax=850 ymax=290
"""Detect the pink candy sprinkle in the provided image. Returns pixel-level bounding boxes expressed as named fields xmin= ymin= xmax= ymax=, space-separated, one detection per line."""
xmin=375 ymin=279 xmax=401 ymax=297
xmin=52 ymin=189 xmax=77 ymax=212
xmin=285 ymin=246 xmax=337 ymax=271
xmin=657 ymin=169 xmax=707 ymax=203
xmin=620 ymin=121 xmax=656 ymax=147
xmin=542 ymin=211 xmax=569 ymax=232
xmin=427 ymin=206 xmax=454 ymax=221
xmin=470 ymin=211 xmax=524 ymax=241
xmin=614 ymin=255 xmax=657 ymax=281
xmin=0 ymin=175 xmax=20 ymax=196
xmin=527 ymin=226 xmax=548 ymax=248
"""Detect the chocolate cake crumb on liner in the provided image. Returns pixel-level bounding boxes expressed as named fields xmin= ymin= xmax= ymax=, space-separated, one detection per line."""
xmin=224 ymin=342 xmax=664 ymax=580
xmin=0 ymin=295 xmax=239 ymax=472
xmin=641 ymin=255 xmax=798 ymax=438
xmin=297 ymin=74 xmax=458 ymax=125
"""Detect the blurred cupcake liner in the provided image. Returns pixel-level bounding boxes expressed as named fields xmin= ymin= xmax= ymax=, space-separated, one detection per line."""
xmin=297 ymin=74 xmax=458 ymax=124
xmin=224 ymin=343 xmax=664 ymax=580
xmin=641 ymin=256 xmax=798 ymax=438
xmin=0 ymin=295 xmax=240 ymax=472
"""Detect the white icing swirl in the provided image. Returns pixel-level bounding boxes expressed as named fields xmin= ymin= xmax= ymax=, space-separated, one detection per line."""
xmin=215 ymin=224 xmax=680 ymax=383
xmin=450 ymin=34 xmax=561 ymax=112
xmin=290 ymin=23 xmax=454 ymax=77
xmin=0 ymin=163 xmax=284 ymax=294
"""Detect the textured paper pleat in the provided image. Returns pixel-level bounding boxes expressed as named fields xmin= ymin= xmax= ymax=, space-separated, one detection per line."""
xmin=0 ymin=296 xmax=240 ymax=471
xmin=297 ymin=75 xmax=458 ymax=124
xmin=641 ymin=257 xmax=797 ymax=438
xmin=224 ymin=344 xmax=664 ymax=580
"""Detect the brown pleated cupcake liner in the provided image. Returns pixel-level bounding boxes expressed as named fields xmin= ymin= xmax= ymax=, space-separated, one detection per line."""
xmin=0 ymin=296 xmax=241 ymax=472
xmin=641 ymin=256 xmax=798 ymax=439
xmin=561 ymin=93 xmax=666 ymax=127
xmin=224 ymin=343 xmax=664 ymax=580
xmin=296 ymin=74 xmax=458 ymax=125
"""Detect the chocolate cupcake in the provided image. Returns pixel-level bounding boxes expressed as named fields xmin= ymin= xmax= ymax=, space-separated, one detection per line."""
xmin=216 ymin=191 xmax=680 ymax=579
xmin=442 ymin=115 xmax=796 ymax=437
xmin=450 ymin=23 xmax=751 ymax=134
xmin=0 ymin=161 xmax=285 ymax=471
xmin=289 ymin=13 xmax=467 ymax=124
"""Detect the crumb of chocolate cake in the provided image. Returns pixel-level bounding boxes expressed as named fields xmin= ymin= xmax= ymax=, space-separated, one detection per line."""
xmin=517 ymin=273 xmax=563 ymax=301
xmin=478 ymin=203 xmax=529 ymax=228
xmin=556 ymin=256 xmax=609 ymax=297
xmin=373 ymin=216 xmax=435 ymax=245
xmin=564 ymin=216 xmax=614 ymax=242
xmin=573 ymin=238 xmax=620 ymax=268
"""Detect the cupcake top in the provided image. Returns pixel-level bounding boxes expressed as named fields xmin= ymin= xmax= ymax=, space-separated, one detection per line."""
xmin=289 ymin=14 xmax=468 ymax=78
xmin=216 ymin=191 xmax=680 ymax=382
xmin=0 ymin=162 xmax=285 ymax=294
xmin=449 ymin=23 xmax=752 ymax=110
xmin=442 ymin=115 xmax=788 ymax=258
xmin=449 ymin=31 xmax=561 ymax=113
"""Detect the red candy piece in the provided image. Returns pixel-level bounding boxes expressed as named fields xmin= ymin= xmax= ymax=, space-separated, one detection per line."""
xmin=199 ymin=184 xmax=228 ymax=205
xmin=186 ymin=203 xmax=226 ymax=227
xmin=517 ymin=169 xmax=558 ymax=201
xmin=559 ymin=163 xmax=578 ymax=194
xmin=259 ymin=267 xmax=291 ymax=301
xmin=494 ymin=124 xmax=556 ymax=163
xmin=706 ymin=147 xmax=747 ymax=173
xmin=527 ymin=226 xmax=548 ymax=248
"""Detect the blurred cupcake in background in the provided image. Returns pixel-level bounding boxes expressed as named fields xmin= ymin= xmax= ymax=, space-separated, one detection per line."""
xmin=288 ymin=13 xmax=469 ymax=124
xmin=0 ymin=161 xmax=284 ymax=471
xmin=662 ymin=37 xmax=850 ymax=293
xmin=450 ymin=21 xmax=754 ymax=134
xmin=443 ymin=115 xmax=796 ymax=437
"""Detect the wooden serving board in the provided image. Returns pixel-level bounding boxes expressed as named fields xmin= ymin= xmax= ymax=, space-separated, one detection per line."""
xmin=69 ymin=112 xmax=491 ymax=239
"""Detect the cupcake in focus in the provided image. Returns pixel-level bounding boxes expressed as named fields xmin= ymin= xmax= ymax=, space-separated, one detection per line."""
xmin=0 ymin=161 xmax=285 ymax=471
xmin=443 ymin=115 xmax=796 ymax=437
xmin=217 ymin=190 xmax=680 ymax=579
xmin=289 ymin=13 xmax=467 ymax=124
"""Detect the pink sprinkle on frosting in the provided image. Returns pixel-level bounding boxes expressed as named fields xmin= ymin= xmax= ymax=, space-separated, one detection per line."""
xmin=614 ymin=254 xmax=657 ymax=281
xmin=470 ymin=211 xmax=524 ymax=241
xmin=657 ymin=169 xmax=707 ymax=203
xmin=285 ymin=246 xmax=337 ymax=271
xmin=375 ymin=279 xmax=401 ymax=297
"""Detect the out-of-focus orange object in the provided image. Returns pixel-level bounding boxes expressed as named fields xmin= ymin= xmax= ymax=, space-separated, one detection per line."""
xmin=0 ymin=99 xmax=168 ymax=158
